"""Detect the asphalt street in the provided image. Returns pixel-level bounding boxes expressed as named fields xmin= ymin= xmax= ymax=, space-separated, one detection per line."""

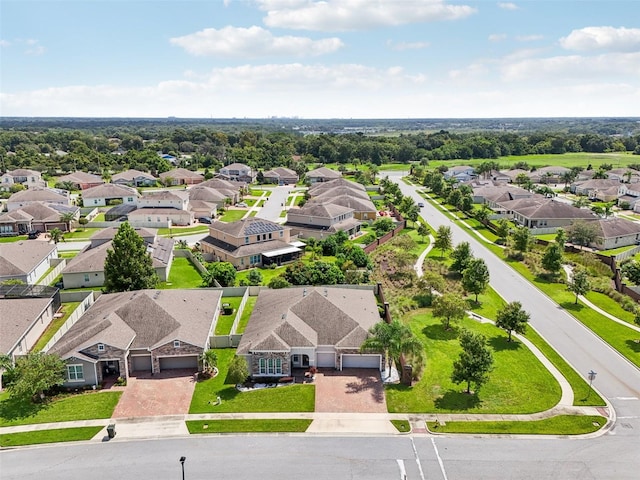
xmin=387 ymin=172 xmax=640 ymax=429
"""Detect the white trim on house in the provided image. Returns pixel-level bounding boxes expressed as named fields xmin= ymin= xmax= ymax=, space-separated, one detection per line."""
xmin=67 ymin=364 xmax=85 ymax=382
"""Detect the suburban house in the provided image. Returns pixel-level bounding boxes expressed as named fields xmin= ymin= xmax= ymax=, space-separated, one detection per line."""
xmin=307 ymin=195 xmax=377 ymax=221
xmin=199 ymin=178 xmax=245 ymax=199
xmin=0 ymin=202 xmax=80 ymax=235
xmin=128 ymin=207 xmax=194 ymax=227
xmin=570 ymin=179 xmax=620 ymax=197
xmin=112 ymin=169 xmax=157 ymax=187
xmin=444 ymin=165 xmax=476 ymax=182
xmin=495 ymin=196 xmax=596 ymax=229
xmin=0 ymin=241 xmax=58 ymax=284
xmin=159 ymin=168 xmax=204 ymax=186
xmin=56 ymin=171 xmax=104 ymax=190
xmin=618 ymin=184 xmax=640 ymax=209
xmin=305 ymin=167 xmax=342 ymax=184
xmin=472 ymin=184 xmax=535 ymax=206
xmin=128 ymin=190 xmax=194 ymax=226
xmin=589 ymin=217 xmax=640 ymax=250
xmin=200 ymin=217 xmax=302 ymax=269
xmin=219 ymin=163 xmax=253 ymax=183
xmin=82 ymin=183 xmax=140 ymax=207
xmin=236 ymin=286 xmax=382 ymax=377
xmin=262 ymin=167 xmax=299 ymax=185
xmin=607 ymin=168 xmax=640 ymax=183
xmin=48 ymin=289 xmax=223 ymax=387
xmin=285 ymin=203 xmax=361 ymax=239
xmin=188 ymin=185 xmax=230 ymax=213
xmin=310 ymin=185 xmax=371 ymax=203
xmin=61 ymin=229 xmax=174 ymax=288
xmin=7 ymin=188 xmax=70 ymax=211
xmin=1 ymin=169 xmax=45 ymax=191
xmin=138 ymin=190 xmax=189 ymax=210
xmin=308 ymin=178 xmax=367 ymax=195
xmin=528 ymin=166 xmax=571 ymax=184
xmin=499 ymin=169 xmax=530 ymax=184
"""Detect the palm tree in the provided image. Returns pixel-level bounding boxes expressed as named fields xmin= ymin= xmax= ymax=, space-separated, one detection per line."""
xmin=199 ymin=349 xmax=218 ymax=375
xmin=360 ymin=321 xmax=423 ymax=373
xmin=49 ymin=227 xmax=63 ymax=244
xmin=59 ymin=212 xmax=76 ymax=232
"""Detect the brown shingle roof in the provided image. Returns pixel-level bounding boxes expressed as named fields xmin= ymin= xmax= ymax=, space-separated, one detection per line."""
xmin=8 ymin=188 xmax=68 ymax=203
xmin=306 ymin=167 xmax=341 ymax=180
xmin=160 ymin=168 xmax=204 ymax=180
xmin=308 ymin=178 xmax=366 ymax=193
xmin=58 ymin=171 xmax=104 ymax=184
xmin=82 ymin=183 xmax=139 ymax=199
xmin=112 ymin=169 xmax=156 ymax=182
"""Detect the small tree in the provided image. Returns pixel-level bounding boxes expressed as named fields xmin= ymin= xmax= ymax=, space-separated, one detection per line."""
xmin=450 ymin=241 xmax=473 ymax=274
xmin=199 ymin=349 xmax=218 ymax=375
xmin=104 ymin=222 xmax=159 ymax=293
xmin=268 ymin=276 xmax=290 ymax=289
xmin=360 ymin=321 xmax=423 ymax=373
xmin=9 ymin=352 xmax=66 ymax=401
xmin=202 ymin=261 xmax=236 ymax=287
xmin=495 ymin=218 xmax=511 ymax=243
xmin=418 ymin=271 xmax=446 ymax=296
xmin=451 ymin=329 xmax=494 ymax=394
xmin=417 ymin=222 xmax=429 ymax=243
xmin=247 ymin=269 xmax=263 ymax=286
xmin=510 ymin=226 xmax=534 ymax=258
xmin=227 ymin=356 xmax=250 ymax=385
xmin=434 ymin=225 xmax=452 ymax=259
xmin=566 ymin=220 xmax=600 ymax=248
xmin=621 ymin=261 xmax=640 ymax=285
xmin=541 ymin=242 xmax=563 ymax=276
xmin=78 ymin=217 xmax=89 ymax=230
xmin=432 ymin=293 xmax=467 ymax=330
xmin=49 ymin=227 xmax=63 ymax=244
xmin=59 ymin=212 xmax=76 ymax=232
xmin=462 ymin=258 xmax=490 ymax=303
xmin=495 ymin=301 xmax=530 ymax=342
xmin=567 ymin=268 xmax=590 ymax=304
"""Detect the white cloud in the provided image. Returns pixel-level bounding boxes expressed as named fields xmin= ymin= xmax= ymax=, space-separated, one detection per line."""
xmin=497 ymin=2 xmax=518 ymax=10
xmin=0 ymin=39 xmax=11 ymax=47
xmin=258 ymin=0 xmax=477 ymax=31
xmin=25 ymin=45 xmax=45 ymax=56
xmin=560 ymin=26 xmax=640 ymax=52
xmin=516 ymin=34 xmax=543 ymax=42
xmin=488 ymin=33 xmax=507 ymax=42
xmin=387 ymin=40 xmax=430 ymax=51
xmin=170 ymin=26 xmax=343 ymax=57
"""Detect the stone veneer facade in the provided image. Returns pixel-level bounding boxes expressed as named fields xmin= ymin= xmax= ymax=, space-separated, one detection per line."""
xmin=151 ymin=341 xmax=204 ymax=373
xmin=250 ymin=351 xmax=291 ymax=377
xmin=81 ymin=343 xmax=127 ymax=384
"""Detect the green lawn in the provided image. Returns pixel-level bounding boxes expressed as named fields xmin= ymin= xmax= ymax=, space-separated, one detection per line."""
xmin=158 ymin=225 xmax=209 ymax=236
xmin=0 ymin=426 xmax=103 ymax=447
xmin=189 ymin=349 xmax=315 ymax=413
xmin=215 ymin=297 xmax=242 ymax=335
xmin=599 ymin=245 xmax=636 ymax=256
xmin=218 ymin=210 xmax=247 ymax=222
xmin=58 ymin=251 xmax=80 ymax=259
xmin=250 ymin=189 xmax=272 ymax=197
xmin=157 ymin=257 xmax=203 ymax=289
xmin=391 ymin=420 xmax=411 ymax=433
xmin=90 ymin=213 xmax=106 ymax=222
xmin=235 ymin=266 xmax=285 ymax=286
xmin=237 ymin=296 xmax=257 ymax=333
xmin=63 ymin=228 xmax=100 ymax=240
xmin=0 ymin=235 xmax=27 ymax=243
xmin=0 ymin=391 xmax=122 ymax=427
xmin=385 ymin=310 xmax=561 ymax=414
xmin=186 ymin=419 xmax=311 ymax=434
xmin=31 ymin=302 xmax=81 ymax=352
xmin=428 ymin=153 xmax=635 ymax=170
xmin=585 ymin=291 xmax=636 ymax=325
xmin=427 ymin=415 xmax=606 ymax=435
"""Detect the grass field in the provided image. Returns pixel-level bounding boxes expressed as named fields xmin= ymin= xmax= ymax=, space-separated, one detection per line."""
xmin=236 ymin=296 xmax=257 ymax=333
xmin=385 ymin=310 xmax=561 ymax=414
xmin=0 ymin=235 xmax=28 ymax=243
xmin=215 ymin=297 xmax=242 ymax=335
xmin=0 ymin=426 xmax=103 ymax=447
xmin=427 ymin=152 xmax=636 ymax=170
xmin=189 ymin=349 xmax=315 ymax=413
xmin=218 ymin=209 xmax=247 ymax=222
xmin=158 ymin=225 xmax=209 ymax=236
xmin=186 ymin=419 xmax=311 ymax=434
xmin=427 ymin=415 xmax=606 ymax=435
xmin=63 ymin=228 xmax=100 ymax=240
xmin=31 ymin=302 xmax=81 ymax=352
xmin=158 ymin=257 xmax=203 ymax=289
xmin=0 ymin=391 xmax=122 ymax=427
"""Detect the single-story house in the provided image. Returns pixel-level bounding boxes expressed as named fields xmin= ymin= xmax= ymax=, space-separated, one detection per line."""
xmin=112 ymin=169 xmax=157 ymax=187
xmin=236 ymin=286 xmax=382 ymax=377
xmin=200 ymin=217 xmax=302 ymax=269
xmin=48 ymin=289 xmax=223 ymax=387
xmin=310 ymin=186 xmax=371 ymax=203
xmin=82 ymin=183 xmax=140 ymax=207
xmin=607 ymin=168 xmax=640 ymax=184
xmin=1 ymin=169 xmax=45 ymax=191
xmin=159 ymin=168 xmax=204 ymax=185
xmin=56 ymin=171 xmax=104 ymax=190
xmin=286 ymin=203 xmax=361 ymax=240
xmin=496 ymin=197 xmax=597 ymax=229
xmin=443 ymin=165 xmax=475 ymax=182
xmin=307 ymin=195 xmax=377 ymax=222
xmin=308 ymin=178 xmax=367 ymax=195
xmin=262 ymin=167 xmax=299 ymax=185
xmin=188 ymin=186 xmax=232 ymax=211
xmin=305 ymin=167 xmax=342 ymax=184
xmin=498 ymin=169 xmax=530 ymax=184
xmin=88 ymin=226 xmax=157 ymax=248
xmin=0 ymin=203 xmax=80 ymax=235
xmin=590 ymin=217 xmax=640 ymax=250
xmin=199 ymin=178 xmax=245 ymax=199
xmin=7 ymin=188 xmax=70 ymax=211
xmin=570 ymin=179 xmax=620 ymax=196
xmin=0 ymin=241 xmax=59 ymax=284
xmin=528 ymin=166 xmax=571 ymax=184
xmin=61 ymin=235 xmax=174 ymax=288
xmin=128 ymin=207 xmax=194 ymax=226
xmin=219 ymin=163 xmax=253 ymax=183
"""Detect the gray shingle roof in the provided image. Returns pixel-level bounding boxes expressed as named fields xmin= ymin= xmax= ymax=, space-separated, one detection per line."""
xmin=306 ymin=167 xmax=341 ymax=179
xmin=308 ymin=178 xmax=366 ymax=193
xmin=0 ymin=242 xmax=57 ymax=277
xmin=82 ymin=183 xmax=139 ymax=199
xmin=188 ymin=186 xmax=229 ymax=202
xmin=237 ymin=287 xmax=379 ymax=354
xmin=288 ymin=202 xmax=354 ymax=219
xmin=0 ymin=297 xmax=53 ymax=354
xmin=596 ymin=217 xmax=640 ymax=239
xmin=263 ymin=167 xmax=297 ymax=179
xmin=312 ymin=186 xmax=370 ymax=201
xmin=8 ymin=188 xmax=68 ymax=203
xmin=499 ymin=197 xmax=597 ymax=220
xmin=112 ymin=169 xmax=156 ymax=182
xmin=58 ymin=171 xmax=104 ymax=184
xmin=160 ymin=168 xmax=204 ymax=180
xmin=307 ymin=195 xmax=376 ymax=213
xmin=210 ymin=217 xmax=284 ymax=238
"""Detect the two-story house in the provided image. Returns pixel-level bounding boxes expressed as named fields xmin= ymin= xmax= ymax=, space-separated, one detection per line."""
xmin=200 ymin=217 xmax=302 ymax=269
xmin=219 ymin=163 xmax=253 ymax=183
xmin=82 ymin=183 xmax=140 ymax=207
xmin=128 ymin=190 xmax=194 ymax=226
xmin=0 ymin=169 xmax=45 ymax=191
xmin=285 ymin=203 xmax=361 ymax=240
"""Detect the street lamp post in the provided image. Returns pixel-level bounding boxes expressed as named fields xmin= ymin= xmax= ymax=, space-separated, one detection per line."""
xmin=586 ymin=370 xmax=597 ymax=400
xmin=179 ymin=456 xmax=186 ymax=480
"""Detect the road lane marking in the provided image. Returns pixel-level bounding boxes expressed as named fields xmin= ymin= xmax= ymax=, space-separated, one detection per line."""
xmin=410 ymin=437 xmax=426 ymax=480
xmin=397 ymin=459 xmax=407 ymax=479
xmin=612 ymin=397 xmax=639 ymax=400
xmin=431 ymin=438 xmax=449 ymax=480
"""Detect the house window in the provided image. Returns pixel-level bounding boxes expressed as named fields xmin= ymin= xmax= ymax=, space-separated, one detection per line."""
xmin=245 ymin=236 xmax=249 ymax=244
xmin=259 ymin=357 xmax=282 ymax=375
xmin=127 ymin=197 xmax=133 ymax=202
xmin=98 ymin=344 xmax=105 ymax=352
xmin=84 ymin=274 xmax=90 ymax=282
xmin=174 ymin=340 xmax=181 ymax=348
xmin=279 ymin=231 xmax=283 ymax=238
xmin=67 ymin=364 xmax=84 ymax=382
xmin=292 ymin=354 xmax=300 ymax=363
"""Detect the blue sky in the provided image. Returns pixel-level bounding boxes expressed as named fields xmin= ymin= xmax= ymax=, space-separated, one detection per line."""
xmin=1 ymin=0 xmax=639 ymax=118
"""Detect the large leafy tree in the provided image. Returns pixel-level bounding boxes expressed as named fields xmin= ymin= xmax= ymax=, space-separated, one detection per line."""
xmin=567 ymin=268 xmax=590 ymax=304
xmin=451 ymin=329 xmax=494 ymax=394
xmin=510 ymin=226 xmax=534 ymax=258
xmin=103 ymin=222 xmax=159 ymax=293
xmin=450 ymin=241 xmax=473 ymax=274
xmin=202 ymin=261 xmax=237 ymax=287
xmin=495 ymin=301 xmax=530 ymax=342
xmin=541 ymin=242 xmax=564 ymax=276
xmin=622 ymin=261 xmax=640 ymax=285
xmin=360 ymin=321 xmax=423 ymax=373
xmin=566 ymin=220 xmax=600 ymax=248
xmin=434 ymin=225 xmax=452 ymax=259
xmin=9 ymin=352 xmax=66 ymax=401
xmin=227 ymin=356 xmax=250 ymax=385
xmin=495 ymin=218 xmax=511 ymax=243
xmin=462 ymin=258 xmax=490 ymax=302
xmin=432 ymin=293 xmax=467 ymax=330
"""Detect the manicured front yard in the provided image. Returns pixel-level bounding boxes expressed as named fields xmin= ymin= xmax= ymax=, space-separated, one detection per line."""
xmin=0 ymin=235 xmax=28 ymax=243
xmin=0 ymin=426 xmax=103 ymax=447
xmin=158 ymin=257 xmax=203 ymax=289
xmin=385 ymin=311 xmax=561 ymax=414
xmin=63 ymin=228 xmax=100 ymax=240
xmin=0 ymin=391 xmax=122 ymax=427
xmin=427 ymin=415 xmax=606 ymax=435
xmin=186 ymin=419 xmax=311 ymax=434
xmin=218 ymin=209 xmax=247 ymax=222
xmin=31 ymin=302 xmax=81 ymax=352
xmin=189 ymin=349 xmax=315 ymax=413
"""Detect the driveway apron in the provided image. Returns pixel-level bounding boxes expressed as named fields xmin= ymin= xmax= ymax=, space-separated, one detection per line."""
xmin=314 ymin=369 xmax=387 ymax=413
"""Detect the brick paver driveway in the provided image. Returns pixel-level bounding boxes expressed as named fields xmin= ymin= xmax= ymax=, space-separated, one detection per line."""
xmin=314 ymin=368 xmax=387 ymax=413
xmin=112 ymin=369 xmax=196 ymax=418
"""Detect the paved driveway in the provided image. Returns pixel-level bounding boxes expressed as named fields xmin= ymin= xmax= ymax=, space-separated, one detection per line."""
xmin=314 ymin=369 xmax=387 ymax=413
xmin=112 ymin=370 xmax=196 ymax=418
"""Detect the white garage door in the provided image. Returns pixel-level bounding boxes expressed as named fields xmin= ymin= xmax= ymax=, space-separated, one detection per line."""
xmin=159 ymin=356 xmax=198 ymax=370
xmin=342 ymin=354 xmax=381 ymax=369
xmin=316 ymin=352 xmax=335 ymax=368
xmin=131 ymin=355 xmax=152 ymax=371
